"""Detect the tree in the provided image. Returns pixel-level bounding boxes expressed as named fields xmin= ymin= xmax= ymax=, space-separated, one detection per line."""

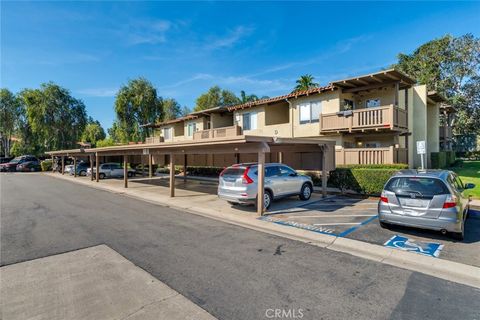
xmin=293 ymin=74 xmax=319 ymax=92
xmin=240 ymin=90 xmax=269 ymax=103
xmin=194 ymin=86 xmax=241 ymax=111
xmin=18 ymin=83 xmax=87 ymax=154
xmin=181 ymin=105 xmax=191 ymax=117
xmin=114 ymin=78 xmax=163 ymax=143
xmin=0 ymin=89 xmax=21 ymax=157
xmin=394 ymin=34 xmax=480 ymax=135
xmin=81 ymin=118 xmax=106 ymax=147
xmin=163 ymin=98 xmax=181 ymax=121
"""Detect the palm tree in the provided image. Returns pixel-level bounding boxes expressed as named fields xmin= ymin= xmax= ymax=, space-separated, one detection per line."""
xmin=240 ymin=90 xmax=260 ymax=103
xmin=293 ymin=74 xmax=319 ymax=92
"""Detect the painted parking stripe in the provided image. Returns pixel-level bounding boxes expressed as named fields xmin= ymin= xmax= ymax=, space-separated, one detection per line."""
xmin=286 ymin=214 xmax=376 ymax=218
xmin=337 ymin=215 xmax=379 ymax=237
xmin=313 ymin=222 xmax=361 ymax=226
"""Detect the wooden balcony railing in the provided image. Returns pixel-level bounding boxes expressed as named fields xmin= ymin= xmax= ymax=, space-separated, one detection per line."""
xmin=145 ymin=136 xmax=164 ymax=144
xmin=193 ymin=125 xmax=242 ymax=140
xmin=320 ymin=105 xmax=407 ymax=133
xmin=335 ymin=147 xmax=408 ymax=165
xmin=439 ymin=126 xmax=453 ymax=140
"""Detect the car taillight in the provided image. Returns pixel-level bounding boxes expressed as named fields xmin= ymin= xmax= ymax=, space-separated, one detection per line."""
xmin=242 ymin=167 xmax=253 ymax=184
xmin=443 ymin=195 xmax=457 ymax=208
xmin=380 ymin=196 xmax=388 ymax=203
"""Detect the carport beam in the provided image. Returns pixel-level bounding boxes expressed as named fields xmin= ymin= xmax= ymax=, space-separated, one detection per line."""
xmin=61 ymin=156 xmax=65 ymax=175
xmin=73 ymin=157 xmax=77 ymax=177
xmin=257 ymin=151 xmax=265 ymax=215
xmin=124 ymin=155 xmax=128 ymax=188
xmin=169 ymin=154 xmax=175 ymax=197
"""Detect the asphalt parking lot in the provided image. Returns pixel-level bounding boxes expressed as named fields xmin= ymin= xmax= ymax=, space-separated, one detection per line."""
xmin=261 ymin=195 xmax=480 ymax=267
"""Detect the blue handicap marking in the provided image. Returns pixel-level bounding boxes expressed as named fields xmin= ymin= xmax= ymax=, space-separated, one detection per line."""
xmin=384 ymin=235 xmax=444 ymax=258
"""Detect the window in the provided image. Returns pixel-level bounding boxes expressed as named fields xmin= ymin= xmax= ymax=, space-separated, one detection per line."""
xmin=187 ymin=122 xmax=196 ymax=136
xmin=163 ymin=127 xmax=171 ymax=140
xmin=343 ymin=99 xmax=355 ymax=110
xmin=279 ymin=166 xmax=296 ymax=177
xmin=366 ymin=98 xmax=381 ymax=108
xmin=299 ymin=101 xmax=322 ymax=124
xmin=265 ymin=166 xmax=281 ymax=178
xmin=242 ymin=112 xmax=257 ymax=131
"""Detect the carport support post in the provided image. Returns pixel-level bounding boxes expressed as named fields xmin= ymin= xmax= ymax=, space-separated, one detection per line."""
xmin=322 ymin=152 xmax=327 ymax=198
xmin=51 ymin=156 xmax=54 ymax=173
xmin=90 ymin=155 xmax=94 ymax=181
xmin=148 ymin=154 xmax=153 ymax=178
xmin=95 ymin=153 xmax=99 ymax=182
xmin=183 ymin=154 xmax=187 ymax=183
xmin=169 ymin=153 xmax=175 ymax=197
xmin=278 ymin=151 xmax=283 ymax=164
xmin=73 ymin=157 xmax=77 ymax=177
xmin=257 ymin=151 xmax=265 ymax=215
xmin=123 ymin=155 xmax=128 ymax=188
xmin=61 ymin=156 xmax=65 ymax=175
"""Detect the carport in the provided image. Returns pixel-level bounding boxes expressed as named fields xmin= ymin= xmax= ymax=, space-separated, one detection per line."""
xmin=47 ymin=148 xmax=94 ymax=178
xmin=48 ymin=136 xmax=335 ymax=215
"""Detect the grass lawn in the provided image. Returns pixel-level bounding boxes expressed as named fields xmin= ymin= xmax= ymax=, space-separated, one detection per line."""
xmin=449 ymin=160 xmax=480 ymax=199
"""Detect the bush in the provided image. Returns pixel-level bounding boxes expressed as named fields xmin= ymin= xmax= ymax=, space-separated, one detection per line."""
xmin=41 ymin=159 xmax=52 ymax=171
xmin=446 ymin=151 xmax=456 ymax=165
xmin=337 ymin=164 xmax=408 ymax=169
xmin=186 ymin=166 xmax=224 ymax=177
xmin=328 ymin=168 xmax=400 ymax=195
xmin=431 ymin=152 xmax=446 ymax=169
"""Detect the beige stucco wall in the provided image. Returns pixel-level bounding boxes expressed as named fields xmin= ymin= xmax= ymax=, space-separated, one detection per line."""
xmin=408 ymin=85 xmax=428 ymax=168
xmin=426 ymin=102 xmax=440 ymax=166
xmin=211 ymin=113 xmax=233 ymax=129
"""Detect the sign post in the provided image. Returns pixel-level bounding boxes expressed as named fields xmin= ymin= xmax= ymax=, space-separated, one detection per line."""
xmin=416 ymin=140 xmax=426 ymax=169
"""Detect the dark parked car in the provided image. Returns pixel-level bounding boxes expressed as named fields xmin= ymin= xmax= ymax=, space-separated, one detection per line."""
xmin=70 ymin=162 xmax=90 ymax=176
xmin=0 ymin=155 xmax=38 ymax=172
xmin=16 ymin=161 xmax=42 ymax=172
xmin=0 ymin=157 xmax=14 ymax=164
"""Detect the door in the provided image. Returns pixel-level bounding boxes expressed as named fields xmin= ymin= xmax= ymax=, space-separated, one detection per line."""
xmin=264 ymin=166 xmax=282 ymax=196
xmin=111 ymin=164 xmax=123 ymax=177
xmin=279 ymin=165 xmax=303 ymax=195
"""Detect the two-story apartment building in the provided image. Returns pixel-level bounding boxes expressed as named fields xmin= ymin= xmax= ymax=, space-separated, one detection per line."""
xmin=145 ymin=69 xmax=449 ymax=169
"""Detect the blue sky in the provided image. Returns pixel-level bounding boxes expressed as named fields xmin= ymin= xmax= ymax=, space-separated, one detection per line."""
xmin=2 ymin=1 xmax=479 ymax=131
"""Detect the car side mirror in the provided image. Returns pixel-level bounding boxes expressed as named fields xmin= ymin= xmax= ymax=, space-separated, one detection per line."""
xmin=289 ymin=173 xmax=297 ymax=177
xmin=464 ymin=183 xmax=475 ymax=190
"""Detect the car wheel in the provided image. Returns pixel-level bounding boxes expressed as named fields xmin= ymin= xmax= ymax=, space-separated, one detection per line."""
xmin=227 ymin=201 xmax=237 ymax=206
xmin=127 ymin=172 xmax=134 ymax=178
xmin=30 ymin=168 xmax=35 ymax=172
xmin=79 ymin=170 xmax=86 ymax=176
xmin=299 ymin=183 xmax=312 ymax=201
xmin=379 ymin=220 xmax=390 ymax=229
xmin=99 ymin=173 xmax=106 ymax=179
xmin=256 ymin=190 xmax=272 ymax=210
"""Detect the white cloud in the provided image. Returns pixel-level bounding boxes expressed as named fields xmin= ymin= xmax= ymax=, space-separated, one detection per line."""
xmin=205 ymin=26 xmax=254 ymax=50
xmin=126 ymin=19 xmax=173 ymax=45
xmin=77 ymin=88 xmax=117 ymax=97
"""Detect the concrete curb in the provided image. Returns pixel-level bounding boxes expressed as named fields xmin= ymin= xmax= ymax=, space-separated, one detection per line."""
xmin=45 ymin=173 xmax=480 ymax=289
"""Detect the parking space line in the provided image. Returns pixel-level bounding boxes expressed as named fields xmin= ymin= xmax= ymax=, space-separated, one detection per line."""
xmin=313 ymin=222 xmax=361 ymax=226
xmin=287 ymin=214 xmax=376 ymax=218
xmin=338 ymin=215 xmax=378 ymax=238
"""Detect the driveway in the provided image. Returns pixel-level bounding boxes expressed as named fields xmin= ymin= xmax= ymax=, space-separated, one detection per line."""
xmin=2 ymin=173 xmax=480 ymax=320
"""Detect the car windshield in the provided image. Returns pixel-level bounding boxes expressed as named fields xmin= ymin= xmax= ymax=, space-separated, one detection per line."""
xmin=385 ymin=177 xmax=449 ymax=197
xmin=10 ymin=157 xmax=22 ymax=164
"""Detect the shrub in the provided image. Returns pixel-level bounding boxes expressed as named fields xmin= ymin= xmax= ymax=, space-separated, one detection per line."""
xmin=446 ymin=151 xmax=456 ymax=165
xmin=186 ymin=166 xmax=224 ymax=177
xmin=431 ymin=152 xmax=446 ymax=169
xmin=328 ymin=168 xmax=400 ymax=195
xmin=41 ymin=159 xmax=52 ymax=171
xmin=337 ymin=164 xmax=408 ymax=169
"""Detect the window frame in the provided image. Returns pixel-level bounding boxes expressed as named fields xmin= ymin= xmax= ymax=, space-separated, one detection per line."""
xmin=366 ymin=98 xmax=381 ymax=108
xmin=299 ymin=101 xmax=321 ymax=124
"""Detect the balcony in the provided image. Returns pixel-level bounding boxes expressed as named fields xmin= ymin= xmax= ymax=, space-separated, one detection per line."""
xmin=320 ymin=105 xmax=407 ymax=133
xmin=193 ymin=125 xmax=242 ymax=140
xmin=145 ymin=136 xmax=164 ymax=144
xmin=439 ymin=126 xmax=453 ymax=141
xmin=335 ymin=146 xmax=407 ymax=165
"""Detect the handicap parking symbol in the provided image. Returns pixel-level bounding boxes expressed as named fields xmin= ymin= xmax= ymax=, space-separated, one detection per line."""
xmin=384 ymin=235 xmax=444 ymax=258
